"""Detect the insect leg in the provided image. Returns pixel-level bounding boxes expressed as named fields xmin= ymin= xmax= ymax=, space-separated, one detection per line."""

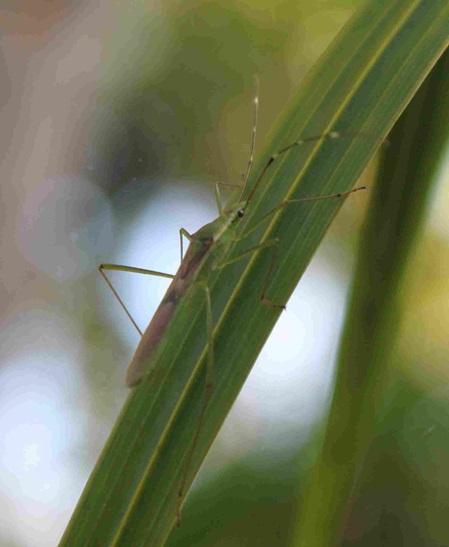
xmin=243 ymin=186 xmax=367 ymax=239
xmin=204 ymin=285 xmax=214 ymax=391
xmin=214 ymin=184 xmax=223 ymax=215
xmin=177 ymin=237 xmax=286 ymax=522
xmin=240 ymin=187 xmax=366 ymax=309
xmin=99 ymin=263 xmax=175 ymax=336
xmin=219 ymin=238 xmax=280 ymax=270
xmin=177 ymin=283 xmax=214 ymax=525
xmin=179 ymin=228 xmax=192 ymax=261
xmin=219 ymin=240 xmax=285 ymax=309
xmin=258 ymin=243 xmax=285 ymax=310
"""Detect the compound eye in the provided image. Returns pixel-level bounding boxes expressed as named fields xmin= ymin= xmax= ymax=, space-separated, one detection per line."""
xmin=237 ymin=209 xmax=244 ymax=218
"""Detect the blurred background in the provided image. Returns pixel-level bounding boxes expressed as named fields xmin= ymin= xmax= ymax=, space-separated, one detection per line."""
xmin=1 ymin=1 xmax=449 ymax=545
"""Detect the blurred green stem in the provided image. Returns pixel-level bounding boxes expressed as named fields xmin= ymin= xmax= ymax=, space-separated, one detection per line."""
xmin=295 ymin=49 xmax=449 ymax=546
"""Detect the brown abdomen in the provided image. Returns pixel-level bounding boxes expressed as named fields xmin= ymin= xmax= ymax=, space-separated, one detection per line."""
xmin=125 ymin=300 xmax=176 ymax=387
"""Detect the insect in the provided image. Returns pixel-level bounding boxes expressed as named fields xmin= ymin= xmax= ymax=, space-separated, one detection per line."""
xmin=99 ymin=87 xmax=366 ymax=521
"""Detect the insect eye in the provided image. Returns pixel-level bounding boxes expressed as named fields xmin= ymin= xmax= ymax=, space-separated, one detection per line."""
xmin=237 ymin=209 xmax=244 ymax=218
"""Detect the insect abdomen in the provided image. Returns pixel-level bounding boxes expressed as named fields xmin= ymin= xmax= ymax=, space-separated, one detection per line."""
xmin=125 ymin=298 xmax=177 ymax=387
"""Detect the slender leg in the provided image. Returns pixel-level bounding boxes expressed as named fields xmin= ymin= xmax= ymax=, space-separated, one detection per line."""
xmin=99 ymin=263 xmax=175 ymax=336
xmin=215 ymin=181 xmax=242 ymax=189
xmin=236 ymin=187 xmax=366 ymax=308
xmin=179 ymin=228 xmax=192 ymax=261
xmin=219 ymin=238 xmax=280 ymax=270
xmin=204 ymin=286 xmax=214 ymax=392
xmin=220 ymin=240 xmax=286 ymax=310
xmin=242 ymin=186 xmax=366 ymax=240
xmin=177 ymin=236 xmax=281 ymax=523
xmin=259 ymin=243 xmax=285 ymax=310
xmin=214 ymin=184 xmax=223 ymax=216
xmin=177 ymin=283 xmax=214 ymax=526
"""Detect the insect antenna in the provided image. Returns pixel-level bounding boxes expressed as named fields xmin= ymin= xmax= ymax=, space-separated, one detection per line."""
xmin=238 ymin=76 xmax=260 ymax=201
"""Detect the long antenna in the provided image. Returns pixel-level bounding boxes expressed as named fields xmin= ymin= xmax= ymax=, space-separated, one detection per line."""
xmin=238 ymin=76 xmax=259 ymax=201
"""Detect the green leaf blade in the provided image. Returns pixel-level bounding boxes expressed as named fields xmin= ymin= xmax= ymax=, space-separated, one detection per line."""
xmin=295 ymin=48 xmax=449 ymax=547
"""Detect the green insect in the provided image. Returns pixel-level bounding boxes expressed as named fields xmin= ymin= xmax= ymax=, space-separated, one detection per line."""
xmin=99 ymin=89 xmax=365 ymax=520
